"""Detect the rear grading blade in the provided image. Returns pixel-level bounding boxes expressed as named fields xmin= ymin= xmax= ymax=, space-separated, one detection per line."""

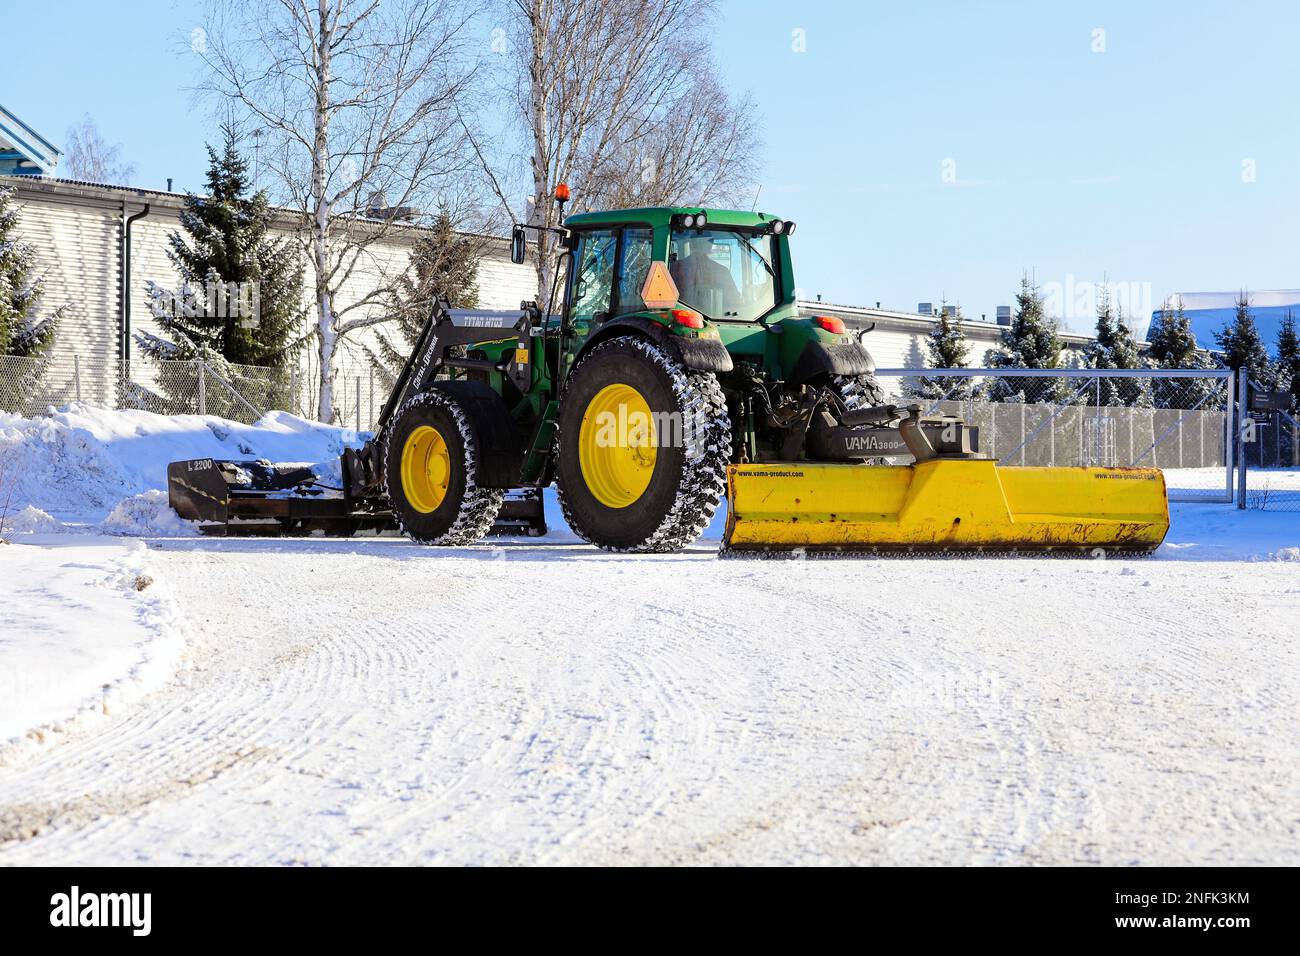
xmin=167 ymin=458 xmax=392 ymax=536
xmin=722 ymin=459 xmax=1169 ymax=555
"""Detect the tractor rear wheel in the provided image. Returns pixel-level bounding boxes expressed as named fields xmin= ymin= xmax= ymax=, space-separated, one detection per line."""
xmin=832 ymin=372 xmax=885 ymax=410
xmin=556 ymin=337 xmax=730 ymax=552
xmin=383 ymin=389 xmax=504 ymax=545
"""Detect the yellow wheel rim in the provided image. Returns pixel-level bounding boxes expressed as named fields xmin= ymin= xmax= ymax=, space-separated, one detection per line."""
xmin=578 ymin=383 xmax=658 ymax=508
xmin=400 ymin=425 xmax=451 ymax=513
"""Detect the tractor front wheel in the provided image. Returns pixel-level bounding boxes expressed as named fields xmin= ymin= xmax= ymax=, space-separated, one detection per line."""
xmin=383 ymin=389 xmax=504 ymax=545
xmin=556 ymin=337 xmax=730 ymax=552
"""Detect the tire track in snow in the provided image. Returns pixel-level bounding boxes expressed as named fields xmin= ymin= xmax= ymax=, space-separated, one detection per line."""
xmin=0 ymin=543 xmax=1297 ymax=865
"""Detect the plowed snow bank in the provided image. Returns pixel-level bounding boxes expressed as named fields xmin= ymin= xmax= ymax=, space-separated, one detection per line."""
xmin=0 ymin=404 xmax=363 ymax=524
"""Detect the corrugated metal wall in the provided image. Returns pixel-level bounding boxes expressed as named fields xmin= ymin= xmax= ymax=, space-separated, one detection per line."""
xmin=14 ymin=193 xmax=121 ymax=404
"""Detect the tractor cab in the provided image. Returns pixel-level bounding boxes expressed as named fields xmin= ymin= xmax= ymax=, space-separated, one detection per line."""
xmin=549 ymin=206 xmax=800 ymax=332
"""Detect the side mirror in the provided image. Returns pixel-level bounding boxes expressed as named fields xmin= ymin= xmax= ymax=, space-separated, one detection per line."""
xmin=510 ymin=224 xmax=526 ymax=264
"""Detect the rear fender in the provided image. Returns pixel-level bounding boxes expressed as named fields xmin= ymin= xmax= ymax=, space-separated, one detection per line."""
xmin=787 ymin=339 xmax=876 ymax=387
xmin=577 ymin=316 xmax=733 ymax=374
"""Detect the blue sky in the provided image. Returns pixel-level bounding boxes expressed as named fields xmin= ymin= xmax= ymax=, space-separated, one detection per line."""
xmin=3 ymin=0 xmax=1298 ymax=334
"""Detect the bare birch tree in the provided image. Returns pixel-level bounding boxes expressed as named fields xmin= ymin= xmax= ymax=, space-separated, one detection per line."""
xmin=197 ymin=0 xmax=477 ymax=420
xmin=62 ymin=116 xmax=138 ymax=185
xmin=473 ymin=0 xmax=760 ymax=303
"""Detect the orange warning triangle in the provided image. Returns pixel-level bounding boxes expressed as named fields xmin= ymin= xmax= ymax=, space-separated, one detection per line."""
xmin=640 ymin=261 xmax=680 ymax=309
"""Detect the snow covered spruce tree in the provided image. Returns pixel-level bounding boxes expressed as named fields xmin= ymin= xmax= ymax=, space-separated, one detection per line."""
xmin=983 ymin=274 xmax=1064 ymax=402
xmin=1274 ymin=310 xmax=1300 ymax=413
xmin=365 ymin=210 xmax=482 ymax=388
xmin=1214 ymin=292 xmax=1273 ymax=385
xmin=1083 ymin=285 xmax=1149 ymax=407
xmin=0 ymin=185 xmax=66 ymax=410
xmin=1146 ymin=298 xmax=1219 ymax=409
xmin=918 ymin=303 xmax=971 ymax=400
xmin=135 ymin=126 xmax=303 ymax=416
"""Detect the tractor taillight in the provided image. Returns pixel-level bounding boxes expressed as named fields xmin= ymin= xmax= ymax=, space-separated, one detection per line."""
xmin=672 ymin=309 xmax=704 ymax=329
xmin=816 ymin=315 xmax=845 ymax=334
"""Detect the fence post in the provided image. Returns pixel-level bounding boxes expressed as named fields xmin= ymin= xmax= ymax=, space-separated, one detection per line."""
xmin=1019 ymin=403 xmax=1026 ymax=466
xmin=1236 ymin=367 xmax=1248 ymax=509
xmin=197 ymin=356 xmax=206 ymax=416
xmin=73 ymin=354 xmax=82 ymax=403
xmin=1093 ymin=376 xmax=1100 ymax=467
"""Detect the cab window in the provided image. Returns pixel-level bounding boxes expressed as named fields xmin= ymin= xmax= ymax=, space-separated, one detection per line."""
xmin=568 ymin=229 xmax=617 ymax=322
xmin=614 ymin=227 xmax=654 ymax=315
xmin=668 ymin=228 xmax=777 ymax=322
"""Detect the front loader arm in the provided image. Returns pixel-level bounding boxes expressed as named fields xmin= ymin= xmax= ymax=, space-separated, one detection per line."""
xmin=342 ymin=298 xmax=542 ymax=500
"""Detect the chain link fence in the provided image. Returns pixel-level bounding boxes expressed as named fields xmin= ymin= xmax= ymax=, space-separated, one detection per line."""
xmin=0 ymin=351 xmax=297 ymax=426
xmin=1242 ymin=406 xmax=1300 ymax=512
xmin=0 ymin=348 xmax=390 ymax=433
xmin=298 ymin=347 xmax=388 ymax=432
xmin=874 ymin=367 xmax=1237 ymax=503
xmin=3 ymin=352 xmax=1278 ymax=510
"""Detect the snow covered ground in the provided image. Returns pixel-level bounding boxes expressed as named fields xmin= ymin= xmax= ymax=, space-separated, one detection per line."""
xmin=1 ymin=405 xmax=1298 ymax=865
xmin=0 ymin=538 xmax=181 ymax=762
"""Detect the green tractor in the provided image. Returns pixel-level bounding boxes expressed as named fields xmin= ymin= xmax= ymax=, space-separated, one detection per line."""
xmin=169 ymin=190 xmax=1169 ymax=554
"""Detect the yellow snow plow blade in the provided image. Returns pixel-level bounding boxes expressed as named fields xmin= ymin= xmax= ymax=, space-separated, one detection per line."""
xmin=723 ymin=459 xmax=1169 ymax=554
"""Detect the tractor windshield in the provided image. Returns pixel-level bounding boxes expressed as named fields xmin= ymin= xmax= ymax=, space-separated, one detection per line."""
xmin=668 ymin=228 xmax=777 ymax=322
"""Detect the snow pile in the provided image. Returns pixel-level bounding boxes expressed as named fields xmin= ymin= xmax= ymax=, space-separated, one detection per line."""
xmin=102 ymin=490 xmax=199 ymax=537
xmin=0 ymin=504 xmax=67 ymax=536
xmin=0 ymin=404 xmax=363 ymax=524
xmin=0 ymin=538 xmax=184 ymax=764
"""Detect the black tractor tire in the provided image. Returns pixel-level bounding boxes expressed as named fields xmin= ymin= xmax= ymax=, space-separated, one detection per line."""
xmin=832 ymin=372 xmax=886 ymax=410
xmin=383 ymin=389 xmax=504 ymax=545
xmin=556 ymin=337 xmax=731 ymax=553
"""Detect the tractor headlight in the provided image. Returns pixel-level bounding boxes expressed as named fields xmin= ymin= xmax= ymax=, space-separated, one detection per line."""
xmin=681 ymin=214 xmax=696 ymax=228
xmin=694 ymin=211 xmax=707 ymax=228
xmin=784 ymin=220 xmax=796 ymax=235
xmin=770 ymin=219 xmax=785 ymax=235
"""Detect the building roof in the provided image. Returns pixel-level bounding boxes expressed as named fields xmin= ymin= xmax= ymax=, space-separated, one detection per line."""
xmin=0 ymin=104 xmax=61 ymax=176
xmin=1156 ymin=290 xmax=1300 ymax=353
xmin=0 ymin=173 xmax=516 ymax=246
